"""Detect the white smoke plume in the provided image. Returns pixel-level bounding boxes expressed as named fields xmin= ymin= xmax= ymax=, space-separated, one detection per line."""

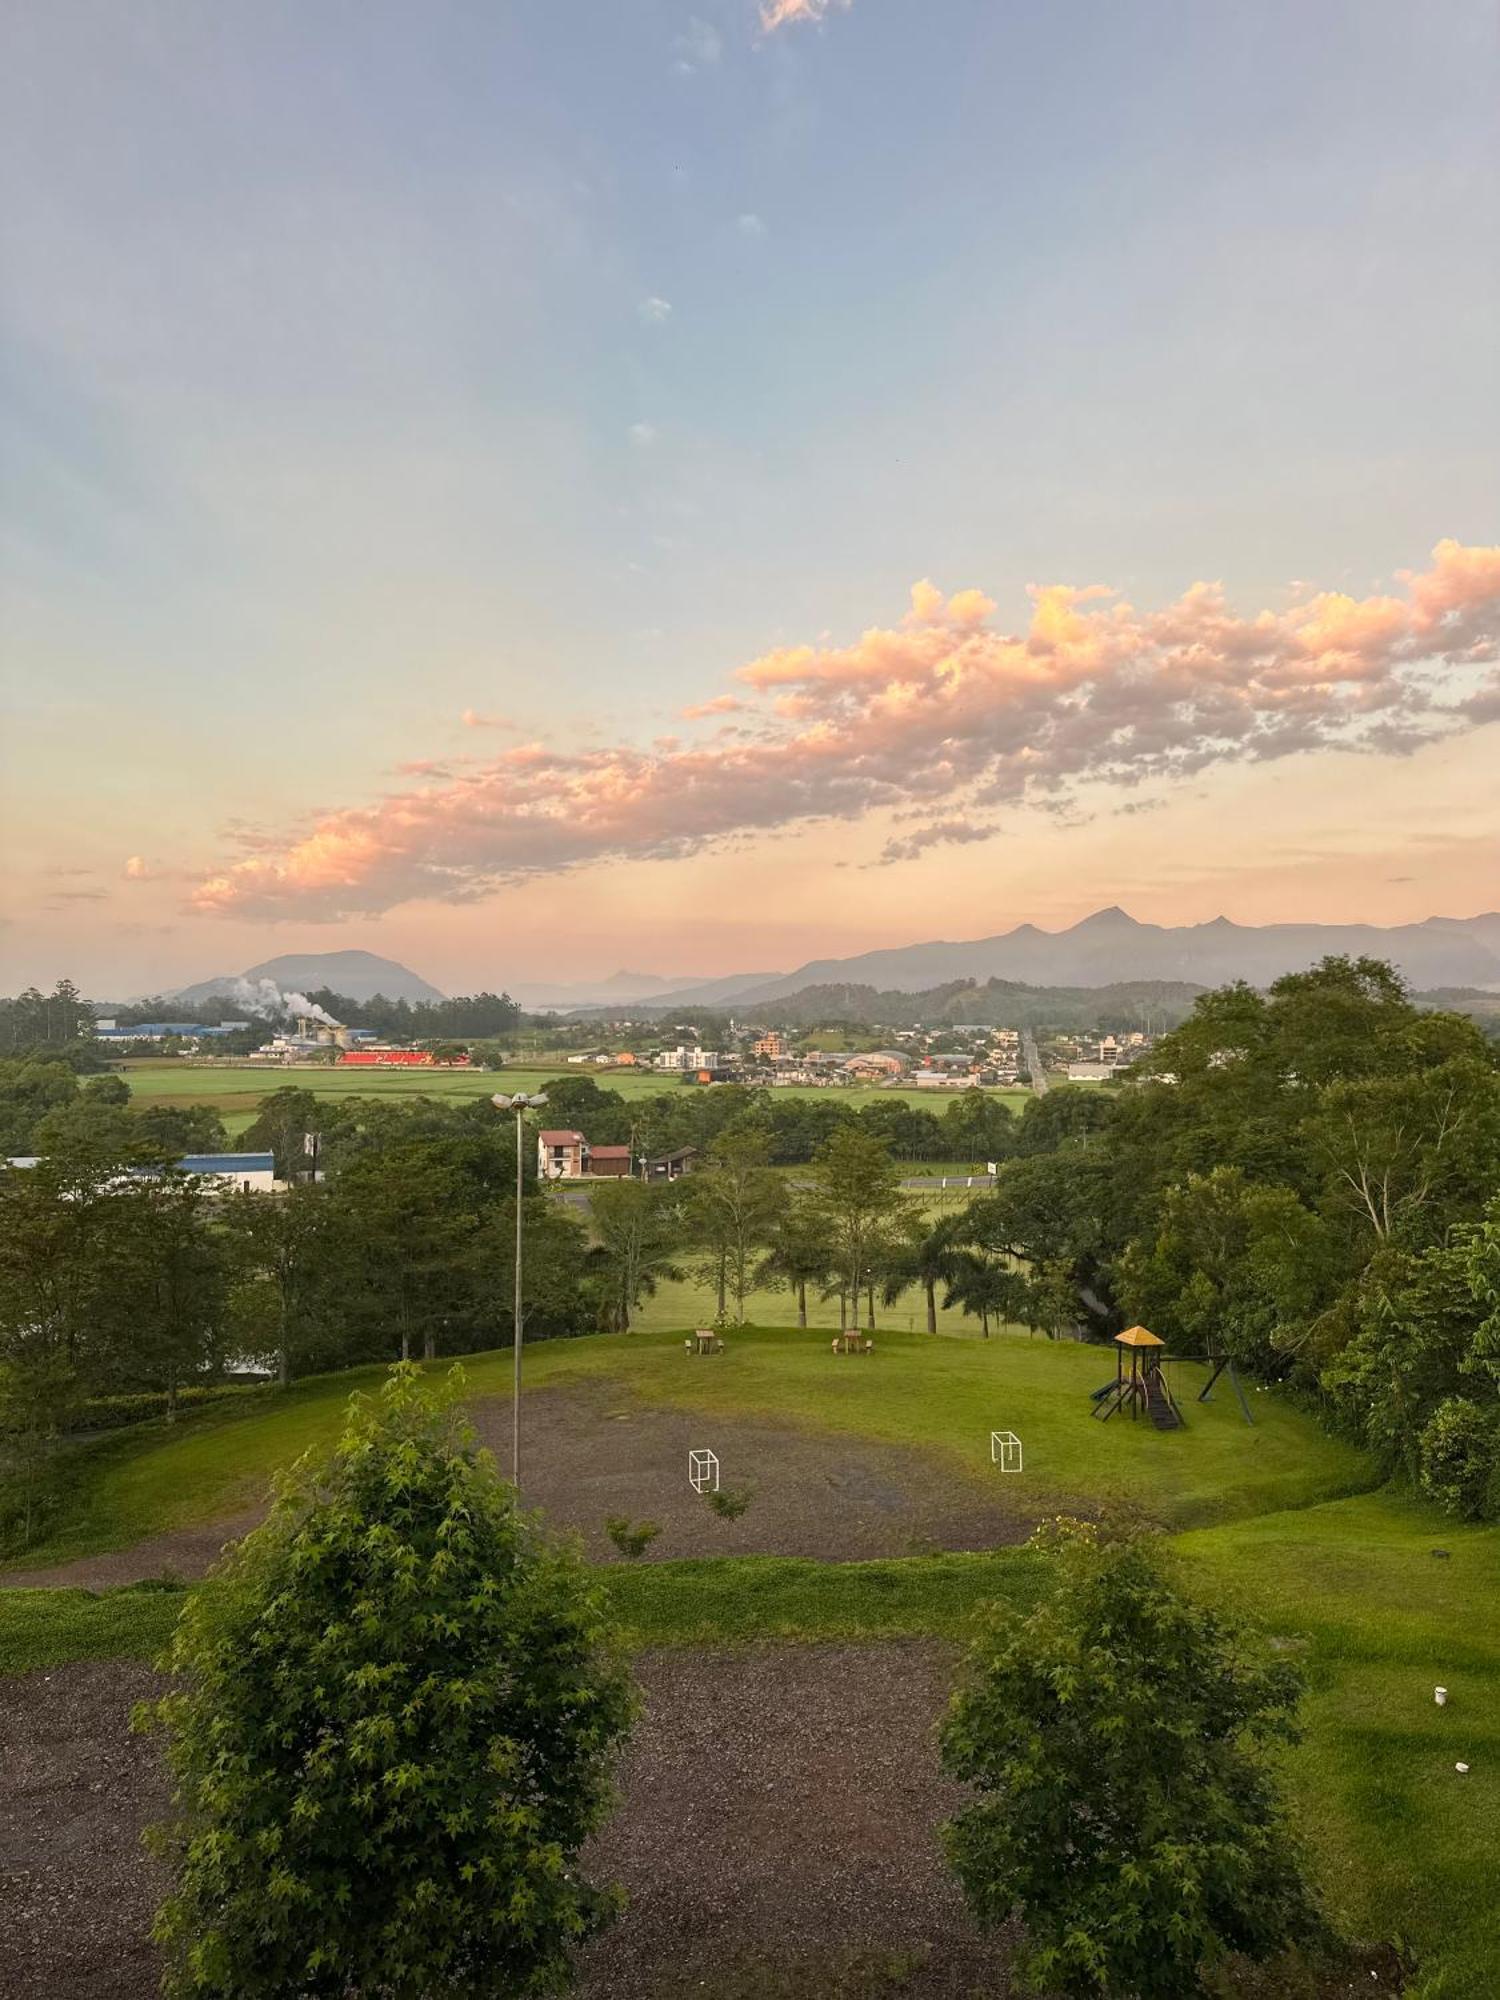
xmin=229 ymin=978 xmax=341 ymax=1027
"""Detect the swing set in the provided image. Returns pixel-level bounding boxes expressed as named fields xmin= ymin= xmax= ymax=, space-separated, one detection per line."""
xmin=1089 ymin=1326 xmax=1254 ymax=1431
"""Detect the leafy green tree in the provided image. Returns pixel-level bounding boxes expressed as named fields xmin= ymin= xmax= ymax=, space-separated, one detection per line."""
xmin=1417 ymin=1396 xmax=1500 ymax=1520
xmin=683 ymin=1125 xmax=784 ymax=1321
xmin=135 ymin=1103 xmax=231 ymax=1154
xmin=225 ymin=1184 xmax=348 ymax=1385
xmin=334 ymin=1143 xmax=480 ymax=1361
xmin=806 ymin=1126 xmax=906 ymax=1331
xmin=1019 ymin=1257 xmax=1081 ymax=1341
xmin=139 ymin=1365 xmax=635 ymax=1999
xmin=240 ymin=1087 xmax=328 ymax=1182
xmin=109 ymin=1174 xmax=232 ymax=1418
xmin=942 ymin=1246 xmax=1028 ymax=1339
xmin=882 ymin=1209 xmax=967 ymax=1334
xmin=754 ymin=1205 xmax=831 ymax=1327
xmin=941 ymin=1521 xmax=1322 ymax=1998
xmin=588 ymin=1179 xmax=683 ymax=1332
xmin=478 ymin=1195 xmax=592 ymax=1345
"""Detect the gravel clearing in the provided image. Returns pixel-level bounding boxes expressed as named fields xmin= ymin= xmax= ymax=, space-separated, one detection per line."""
xmin=4 ymin=1384 xmax=1044 ymax=1591
xmin=0 ymin=1643 xmax=1007 ymax=1999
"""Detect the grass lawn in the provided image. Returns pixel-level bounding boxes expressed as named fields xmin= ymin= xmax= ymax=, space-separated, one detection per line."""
xmin=1178 ymin=1494 xmax=1500 ymax=2000
xmin=0 ymin=1549 xmax=1048 ymax=1674
xmin=6 ymin=1327 xmax=1371 ymax=1574
xmin=112 ymin=1059 xmax=1032 ymax=1137
xmin=4 ymin=1326 xmax=1492 ymax=1995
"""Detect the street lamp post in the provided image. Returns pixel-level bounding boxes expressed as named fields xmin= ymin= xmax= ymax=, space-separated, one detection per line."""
xmin=492 ymin=1091 xmax=548 ymax=1488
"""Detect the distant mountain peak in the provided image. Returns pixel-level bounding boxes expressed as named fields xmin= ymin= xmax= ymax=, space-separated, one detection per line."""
xmin=1071 ymin=905 xmax=1141 ymax=930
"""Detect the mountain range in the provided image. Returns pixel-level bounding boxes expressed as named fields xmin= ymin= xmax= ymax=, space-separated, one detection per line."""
xmin=163 ymin=910 xmax=1500 ymax=1018
xmin=628 ymin=908 xmax=1500 ymax=1012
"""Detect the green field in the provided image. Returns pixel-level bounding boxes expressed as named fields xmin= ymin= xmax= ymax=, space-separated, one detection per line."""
xmin=113 ymin=1059 xmax=1033 ymax=1137
xmin=4 ymin=1325 xmax=1492 ymax=1995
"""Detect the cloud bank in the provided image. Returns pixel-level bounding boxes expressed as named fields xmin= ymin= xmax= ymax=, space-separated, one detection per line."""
xmin=190 ymin=540 xmax=1500 ymax=921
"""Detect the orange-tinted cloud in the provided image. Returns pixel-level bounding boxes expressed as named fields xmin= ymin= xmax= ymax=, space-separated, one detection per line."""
xmin=189 ymin=541 xmax=1500 ymax=921
xmin=760 ymin=0 xmax=850 ymax=31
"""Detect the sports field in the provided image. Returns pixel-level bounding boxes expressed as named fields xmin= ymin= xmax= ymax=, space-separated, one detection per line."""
xmin=113 ymin=1059 xmax=1034 ymax=1137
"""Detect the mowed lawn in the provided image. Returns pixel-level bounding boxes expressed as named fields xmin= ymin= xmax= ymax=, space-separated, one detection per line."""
xmin=113 ymin=1059 xmax=1034 ymax=1137
xmin=2 ymin=1327 xmax=1495 ymax=1994
xmin=1179 ymin=1494 xmax=1500 ymax=1999
xmin=6 ymin=1327 xmax=1371 ymax=1573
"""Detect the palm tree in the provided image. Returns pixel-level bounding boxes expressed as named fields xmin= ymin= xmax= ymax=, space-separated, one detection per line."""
xmin=754 ymin=1208 xmax=830 ymax=1328
xmin=943 ymin=1248 xmax=1029 ymax=1340
xmin=883 ymin=1210 xmax=967 ymax=1334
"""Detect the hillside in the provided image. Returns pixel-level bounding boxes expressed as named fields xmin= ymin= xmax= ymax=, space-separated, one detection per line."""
xmin=737 ymin=975 xmax=1205 ymax=1031
xmin=174 ymin=950 xmax=445 ymax=1006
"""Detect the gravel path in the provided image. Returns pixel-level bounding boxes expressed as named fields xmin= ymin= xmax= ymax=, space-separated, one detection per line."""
xmin=4 ymin=1384 xmax=1044 ymax=1591
xmin=0 ymin=1642 xmax=1008 ymax=1999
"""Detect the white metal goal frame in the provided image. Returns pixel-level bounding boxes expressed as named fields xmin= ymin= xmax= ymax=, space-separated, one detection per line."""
xmin=990 ymin=1430 xmax=1023 ymax=1473
xmin=688 ymin=1448 xmax=720 ymax=1494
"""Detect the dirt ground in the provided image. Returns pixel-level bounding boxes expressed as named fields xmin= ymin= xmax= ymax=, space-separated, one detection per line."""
xmin=4 ymin=1384 xmax=1044 ymax=1591
xmin=0 ymin=1642 xmax=1007 ymax=2000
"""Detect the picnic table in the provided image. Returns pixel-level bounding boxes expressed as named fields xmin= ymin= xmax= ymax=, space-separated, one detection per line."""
xmin=831 ymin=1331 xmax=874 ymax=1355
xmin=687 ymin=1328 xmax=724 ymax=1355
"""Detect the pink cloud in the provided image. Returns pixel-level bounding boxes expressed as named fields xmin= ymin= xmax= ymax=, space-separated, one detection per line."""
xmin=189 ymin=541 xmax=1500 ymax=921
xmin=760 ymin=0 xmax=850 ymax=29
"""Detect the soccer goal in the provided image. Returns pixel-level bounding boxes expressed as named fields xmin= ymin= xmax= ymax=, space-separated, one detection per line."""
xmin=990 ymin=1430 xmax=1023 ymax=1473
xmin=688 ymin=1448 xmax=720 ymax=1494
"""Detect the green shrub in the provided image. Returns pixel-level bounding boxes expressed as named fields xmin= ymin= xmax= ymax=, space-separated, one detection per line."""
xmin=137 ymin=1363 xmax=636 ymax=1999
xmin=1418 ymin=1397 xmax=1500 ymax=1520
xmin=706 ymin=1486 xmax=753 ymax=1520
xmin=69 ymin=1384 xmax=268 ymax=1433
xmin=604 ymin=1513 xmax=661 ymax=1558
xmin=940 ymin=1520 xmax=1324 ymax=1999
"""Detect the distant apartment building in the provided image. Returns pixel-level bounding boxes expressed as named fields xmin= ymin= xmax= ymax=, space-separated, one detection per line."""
xmin=654 ymin=1045 xmax=723 ymax=1074
xmin=750 ymin=1030 xmax=786 ymax=1059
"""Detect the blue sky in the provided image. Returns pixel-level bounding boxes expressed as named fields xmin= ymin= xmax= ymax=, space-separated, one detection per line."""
xmin=2 ymin=0 xmax=1497 ymax=992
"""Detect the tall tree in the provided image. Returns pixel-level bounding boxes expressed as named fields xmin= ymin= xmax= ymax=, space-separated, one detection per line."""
xmin=754 ymin=1205 xmax=831 ymax=1328
xmin=806 ymin=1126 xmax=906 ymax=1332
xmin=225 ymin=1184 xmax=347 ymax=1385
xmin=334 ymin=1144 xmax=479 ymax=1362
xmin=588 ymin=1180 xmax=683 ymax=1333
xmin=941 ymin=1522 xmax=1322 ymax=1998
xmin=140 ymin=1365 xmax=635 ymax=2000
xmin=683 ymin=1125 xmax=785 ymax=1322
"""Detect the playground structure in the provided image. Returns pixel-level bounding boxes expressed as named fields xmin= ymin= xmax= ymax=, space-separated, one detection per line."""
xmin=990 ymin=1430 xmax=1023 ymax=1472
xmin=1090 ymin=1326 xmax=1254 ymax=1429
xmin=688 ymin=1448 xmax=720 ymax=1494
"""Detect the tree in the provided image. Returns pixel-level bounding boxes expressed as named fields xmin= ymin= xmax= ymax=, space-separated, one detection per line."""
xmin=883 ymin=1209 xmax=966 ymax=1334
xmin=240 ymin=1087 xmax=328 ymax=1183
xmin=806 ymin=1126 xmax=907 ymax=1331
xmin=334 ymin=1143 xmax=480 ymax=1362
xmin=683 ymin=1125 xmax=784 ymax=1322
xmin=588 ymin=1179 xmax=683 ymax=1332
xmin=139 ymin=1364 xmax=635 ymax=1999
xmin=110 ymin=1174 xmax=231 ymax=1418
xmin=941 ymin=1521 xmax=1322 ymax=1999
xmin=754 ymin=1205 xmax=831 ymax=1328
xmin=479 ymin=1195 xmax=592 ymax=1345
xmin=225 ymin=1184 xmax=347 ymax=1385
xmin=942 ymin=1246 xmax=1028 ymax=1339
xmin=1019 ymin=1257 xmax=1080 ymax=1341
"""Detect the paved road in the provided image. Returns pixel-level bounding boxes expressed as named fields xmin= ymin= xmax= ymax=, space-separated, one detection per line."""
xmin=1020 ymin=1029 xmax=1049 ymax=1095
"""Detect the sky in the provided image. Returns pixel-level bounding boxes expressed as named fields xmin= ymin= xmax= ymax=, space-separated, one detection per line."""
xmin=1 ymin=0 xmax=1497 ymax=998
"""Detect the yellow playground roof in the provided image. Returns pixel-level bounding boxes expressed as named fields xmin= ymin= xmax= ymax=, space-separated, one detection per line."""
xmin=1116 ymin=1325 xmax=1166 ymax=1348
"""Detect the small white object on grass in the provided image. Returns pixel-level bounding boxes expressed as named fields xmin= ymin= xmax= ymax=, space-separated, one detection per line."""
xmin=1435 ymin=1686 xmax=1448 ymax=1705
xmin=1455 ymin=1762 xmax=1470 ymax=1774
xmin=990 ymin=1430 xmax=1023 ymax=1473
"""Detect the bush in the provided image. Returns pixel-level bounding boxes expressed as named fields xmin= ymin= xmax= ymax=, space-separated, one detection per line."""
xmin=604 ymin=1514 xmax=661 ymax=1559
xmin=1418 ymin=1396 xmax=1500 ymax=1520
xmin=68 ymin=1384 xmax=268 ymax=1433
xmin=940 ymin=1520 xmax=1324 ymax=1999
xmin=138 ymin=1363 xmax=636 ymax=1999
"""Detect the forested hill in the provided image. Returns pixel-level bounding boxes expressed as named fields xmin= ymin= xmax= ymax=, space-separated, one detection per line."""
xmin=717 ymin=977 xmax=1205 ymax=1031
